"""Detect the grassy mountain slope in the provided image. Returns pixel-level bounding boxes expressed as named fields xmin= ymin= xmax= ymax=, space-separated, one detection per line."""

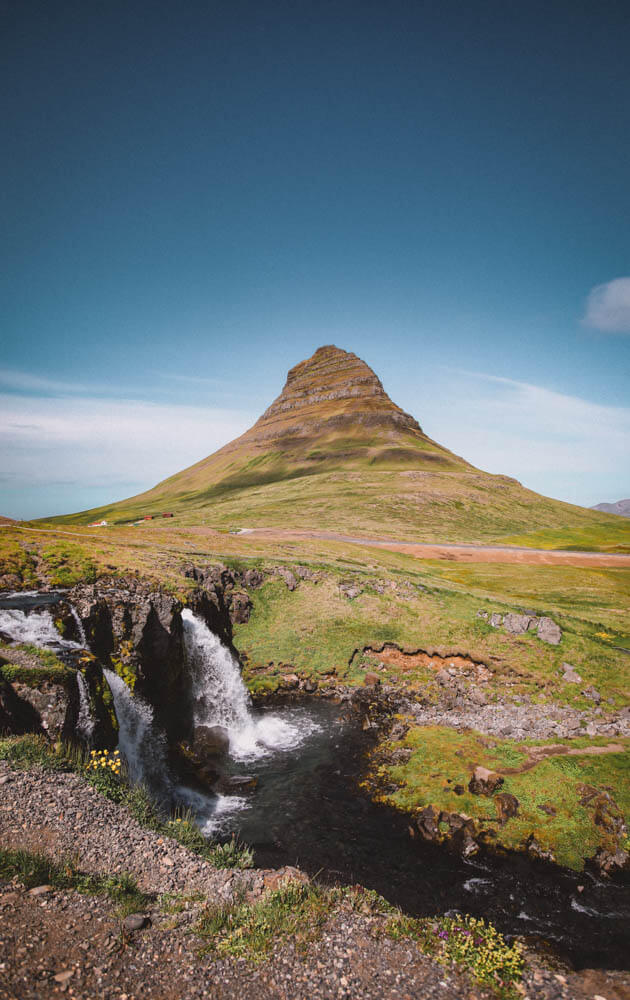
xmin=47 ymin=346 xmax=630 ymax=551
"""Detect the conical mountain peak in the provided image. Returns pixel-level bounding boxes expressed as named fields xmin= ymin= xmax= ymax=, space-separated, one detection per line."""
xmin=252 ymin=345 xmax=422 ymax=441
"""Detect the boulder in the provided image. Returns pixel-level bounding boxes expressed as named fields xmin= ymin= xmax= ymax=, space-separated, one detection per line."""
xmin=537 ymin=617 xmax=562 ymax=645
xmin=495 ymin=792 xmax=520 ymax=825
xmin=229 ymin=591 xmax=252 ymax=625
xmin=560 ymin=663 xmax=582 ymax=684
xmin=582 ymin=685 xmax=601 ymax=704
xmin=468 ymin=766 xmax=504 ymax=797
xmin=280 ymin=673 xmax=299 ymax=689
xmin=503 ymin=613 xmax=534 ymax=635
xmin=435 ymin=668 xmax=451 ymax=687
xmin=595 ymin=847 xmax=629 ymax=875
xmin=193 ymin=724 xmax=230 ymax=757
xmin=243 ymin=569 xmax=264 ymax=589
xmin=363 ymin=672 xmax=380 ymax=687
xmin=489 ymin=613 xmax=504 ymax=628
xmin=340 ymin=583 xmax=362 ymax=600
xmin=526 ymin=836 xmax=555 ymax=863
xmin=276 ymin=568 xmax=298 ymax=591
xmin=416 ymin=805 xmax=440 ymax=841
xmin=214 ymin=775 xmax=258 ymax=795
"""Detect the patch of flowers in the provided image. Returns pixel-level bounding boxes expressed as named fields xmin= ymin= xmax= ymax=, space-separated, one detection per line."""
xmin=84 ymin=749 xmax=126 ymax=801
xmin=388 ymin=912 xmax=524 ymax=997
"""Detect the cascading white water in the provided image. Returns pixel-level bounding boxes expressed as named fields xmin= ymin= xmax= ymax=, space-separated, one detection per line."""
xmin=76 ymin=672 xmax=95 ymax=744
xmin=69 ymin=605 xmax=87 ymax=646
xmin=103 ymin=668 xmax=170 ymax=793
xmin=181 ymin=608 xmax=320 ymax=760
xmin=0 ymin=608 xmax=83 ymax=651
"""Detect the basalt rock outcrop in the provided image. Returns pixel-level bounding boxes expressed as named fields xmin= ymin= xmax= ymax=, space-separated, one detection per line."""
xmin=68 ymin=579 xmax=188 ymax=739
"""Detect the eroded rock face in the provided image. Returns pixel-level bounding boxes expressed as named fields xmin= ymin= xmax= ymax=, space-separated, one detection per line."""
xmin=252 ymin=345 xmax=423 ymax=443
xmin=70 ymin=579 xmax=186 ymax=739
xmin=185 ymin=564 xmax=254 ymax=633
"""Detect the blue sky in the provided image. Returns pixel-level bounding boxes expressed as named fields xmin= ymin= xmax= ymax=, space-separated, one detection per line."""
xmin=1 ymin=0 xmax=629 ymax=519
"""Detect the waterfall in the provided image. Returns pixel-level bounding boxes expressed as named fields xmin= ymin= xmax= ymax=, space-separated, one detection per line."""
xmin=0 ymin=607 xmax=83 ymax=652
xmin=76 ymin=672 xmax=95 ymax=745
xmin=69 ymin=605 xmax=87 ymax=646
xmin=182 ymin=608 xmax=252 ymax=731
xmin=103 ymin=668 xmax=170 ymax=796
xmin=181 ymin=609 xmax=317 ymax=760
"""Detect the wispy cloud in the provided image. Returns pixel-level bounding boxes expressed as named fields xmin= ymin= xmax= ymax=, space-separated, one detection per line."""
xmin=0 ymin=392 xmax=255 ymax=516
xmin=418 ymin=370 xmax=630 ymax=507
xmin=0 ymin=368 xmax=99 ymax=395
xmin=153 ymin=371 xmax=225 ymax=386
xmin=583 ymin=277 xmax=630 ymax=333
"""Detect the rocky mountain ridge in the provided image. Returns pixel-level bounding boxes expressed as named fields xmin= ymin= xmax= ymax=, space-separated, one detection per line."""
xmin=592 ymin=498 xmax=630 ymax=517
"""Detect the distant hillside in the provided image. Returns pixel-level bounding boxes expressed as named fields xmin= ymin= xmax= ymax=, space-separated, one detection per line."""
xmin=591 ymin=499 xmax=630 ymax=518
xmin=47 ymin=346 xmax=630 ymax=550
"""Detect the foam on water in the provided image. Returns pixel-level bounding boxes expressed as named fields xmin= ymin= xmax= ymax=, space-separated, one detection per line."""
xmin=0 ymin=607 xmax=83 ymax=651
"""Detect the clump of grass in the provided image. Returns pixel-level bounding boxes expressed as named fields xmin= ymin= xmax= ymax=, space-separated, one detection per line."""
xmin=123 ymin=782 xmax=163 ymax=829
xmin=41 ymin=541 xmax=97 ymax=586
xmin=206 ymin=835 xmax=254 ymax=869
xmin=197 ymin=881 xmax=332 ymax=961
xmin=0 ymin=847 xmax=151 ymax=916
xmin=0 ymin=734 xmax=85 ymax=772
xmin=164 ymin=811 xmax=254 ymax=869
xmin=388 ymin=912 xmax=524 ymax=998
xmin=0 ymin=662 xmax=75 ymax=686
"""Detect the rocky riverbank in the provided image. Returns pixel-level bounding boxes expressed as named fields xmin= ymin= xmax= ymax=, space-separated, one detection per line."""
xmin=2 ymin=761 xmax=630 ymax=1000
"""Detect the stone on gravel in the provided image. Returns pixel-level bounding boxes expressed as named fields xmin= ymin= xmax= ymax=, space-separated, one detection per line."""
xmin=123 ymin=913 xmax=150 ymax=933
xmin=28 ymin=885 xmax=53 ymax=896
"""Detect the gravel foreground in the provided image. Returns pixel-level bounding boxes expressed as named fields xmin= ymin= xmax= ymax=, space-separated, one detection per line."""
xmin=1 ymin=763 xmax=629 ymax=1000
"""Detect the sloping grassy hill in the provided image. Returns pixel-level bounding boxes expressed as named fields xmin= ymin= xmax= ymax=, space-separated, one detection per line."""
xmin=46 ymin=346 xmax=630 ymax=551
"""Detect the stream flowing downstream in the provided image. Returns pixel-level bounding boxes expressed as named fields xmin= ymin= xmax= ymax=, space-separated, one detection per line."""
xmin=1 ymin=592 xmax=629 ymax=969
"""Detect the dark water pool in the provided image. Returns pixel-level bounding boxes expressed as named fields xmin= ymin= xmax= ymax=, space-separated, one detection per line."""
xmin=173 ymin=698 xmax=630 ymax=970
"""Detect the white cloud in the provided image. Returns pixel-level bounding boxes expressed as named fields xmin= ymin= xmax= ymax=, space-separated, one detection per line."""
xmin=0 ymin=369 xmax=99 ymax=395
xmin=416 ymin=371 xmax=630 ymax=507
xmin=0 ymin=393 xmax=254 ymax=515
xmin=583 ymin=277 xmax=630 ymax=333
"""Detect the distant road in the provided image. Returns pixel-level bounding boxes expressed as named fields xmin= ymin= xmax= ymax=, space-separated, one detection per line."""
xmin=3 ymin=523 xmax=630 ymax=567
xmin=236 ymin=528 xmax=630 ymax=567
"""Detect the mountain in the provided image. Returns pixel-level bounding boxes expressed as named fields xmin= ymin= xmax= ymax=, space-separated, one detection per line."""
xmin=591 ymin=499 xmax=630 ymax=518
xmin=49 ymin=346 xmax=630 ymax=548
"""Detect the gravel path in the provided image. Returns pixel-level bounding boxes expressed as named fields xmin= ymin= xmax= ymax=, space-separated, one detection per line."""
xmin=1 ymin=763 xmax=630 ymax=1000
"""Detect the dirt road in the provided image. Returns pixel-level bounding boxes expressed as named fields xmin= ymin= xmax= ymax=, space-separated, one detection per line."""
xmin=237 ymin=528 xmax=630 ymax=567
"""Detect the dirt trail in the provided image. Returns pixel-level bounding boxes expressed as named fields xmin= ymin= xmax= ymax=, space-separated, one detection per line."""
xmin=498 ymin=742 xmax=626 ymax=775
xmin=238 ymin=528 xmax=630 ymax=567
